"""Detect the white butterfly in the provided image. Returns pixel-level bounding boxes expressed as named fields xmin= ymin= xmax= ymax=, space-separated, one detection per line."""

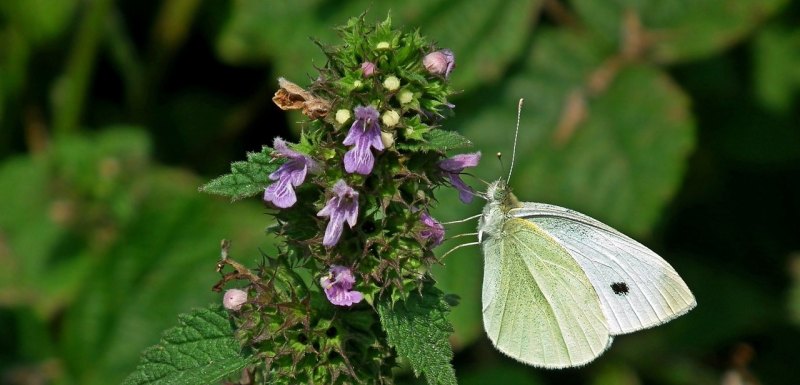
xmin=472 ymin=100 xmax=696 ymax=368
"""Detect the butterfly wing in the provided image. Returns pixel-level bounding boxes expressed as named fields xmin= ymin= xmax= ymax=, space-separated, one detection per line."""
xmin=481 ymin=215 xmax=611 ymax=368
xmin=512 ymin=203 xmax=696 ymax=335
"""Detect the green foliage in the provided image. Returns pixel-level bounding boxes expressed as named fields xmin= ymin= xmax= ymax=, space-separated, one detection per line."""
xmin=216 ymin=0 xmax=541 ymax=93
xmin=396 ymin=129 xmax=473 ymax=153
xmin=199 ymin=146 xmax=278 ymax=201
xmin=123 ymin=306 xmax=253 ymax=385
xmin=195 ymin=15 xmax=464 ymax=384
xmin=3 ymin=1 xmax=800 ymax=385
xmin=461 ymin=29 xmax=694 ymax=236
xmin=0 ymin=129 xmax=271 ymax=384
xmin=0 ymin=0 xmax=78 ymax=44
xmin=570 ymin=0 xmax=788 ymax=63
xmin=377 ymin=282 xmax=456 ymax=385
xmin=754 ymin=24 xmax=800 ymax=112
xmin=790 ymin=256 xmax=800 ymax=326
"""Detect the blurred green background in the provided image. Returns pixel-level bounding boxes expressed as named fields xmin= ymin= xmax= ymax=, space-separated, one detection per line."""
xmin=1 ymin=1 xmax=799 ymax=384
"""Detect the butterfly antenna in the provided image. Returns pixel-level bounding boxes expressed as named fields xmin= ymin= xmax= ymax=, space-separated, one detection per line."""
xmin=496 ymin=152 xmax=505 ymax=176
xmin=506 ymin=98 xmax=524 ymax=184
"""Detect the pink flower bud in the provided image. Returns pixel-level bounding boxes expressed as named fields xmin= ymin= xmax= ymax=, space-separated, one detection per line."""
xmin=361 ymin=61 xmax=377 ymax=77
xmin=223 ymin=288 xmax=248 ymax=311
xmin=423 ymin=49 xmax=455 ymax=78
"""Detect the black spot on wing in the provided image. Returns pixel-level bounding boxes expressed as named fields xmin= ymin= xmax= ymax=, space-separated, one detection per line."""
xmin=610 ymin=282 xmax=629 ymax=295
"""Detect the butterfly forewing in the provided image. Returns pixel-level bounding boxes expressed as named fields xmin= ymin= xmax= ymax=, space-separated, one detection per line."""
xmin=512 ymin=203 xmax=697 ymax=335
xmin=482 ymin=216 xmax=611 ymax=368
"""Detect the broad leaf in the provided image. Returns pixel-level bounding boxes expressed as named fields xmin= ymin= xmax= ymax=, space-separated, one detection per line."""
xmin=122 ymin=306 xmax=253 ymax=385
xmin=377 ymin=282 xmax=456 ymax=385
xmin=570 ymin=0 xmax=788 ymax=63
xmin=754 ymin=24 xmax=800 ymax=113
xmin=458 ymin=28 xmax=694 ymax=236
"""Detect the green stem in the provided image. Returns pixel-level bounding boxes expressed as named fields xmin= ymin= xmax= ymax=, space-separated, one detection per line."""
xmin=51 ymin=0 xmax=112 ymax=137
xmin=104 ymin=6 xmax=145 ymax=118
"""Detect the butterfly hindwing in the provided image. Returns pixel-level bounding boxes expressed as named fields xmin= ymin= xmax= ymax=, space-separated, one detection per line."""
xmin=512 ymin=203 xmax=697 ymax=335
xmin=482 ymin=216 xmax=611 ymax=368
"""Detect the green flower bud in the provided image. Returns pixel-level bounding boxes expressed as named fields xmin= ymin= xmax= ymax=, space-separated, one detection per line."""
xmin=382 ymin=110 xmax=400 ymax=127
xmin=380 ymin=131 xmax=394 ymax=148
xmin=335 ymin=109 xmax=352 ymax=125
xmin=383 ymin=76 xmax=400 ymax=91
xmin=398 ymin=90 xmax=414 ymax=104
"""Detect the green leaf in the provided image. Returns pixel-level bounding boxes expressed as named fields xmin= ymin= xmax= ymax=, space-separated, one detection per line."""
xmin=377 ymin=282 xmax=456 ymax=385
xmin=790 ymin=255 xmax=800 ymax=327
xmin=61 ymin=165 xmax=271 ymax=385
xmin=122 ymin=306 xmax=253 ymax=385
xmin=570 ymin=0 xmax=788 ymax=63
xmin=396 ymin=129 xmax=472 ymax=153
xmin=199 ymin=146 xmax=278 ymax=201
xmin=0 ymin=128 xmax=151 ymax=317
xmin=459 ymin=28 xmax=694 ymax=236
xmin=0 ymin=0 xmax=79 ymax=45
xmin=216 ymin=0 xmax=541 ymax=93
xmin=0 ymin=129 xmax=274 ymax=384
xmin=754 ymin=24 xmax=800 ymax=112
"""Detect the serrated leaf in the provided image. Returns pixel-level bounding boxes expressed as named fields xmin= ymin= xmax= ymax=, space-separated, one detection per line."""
xmin=397 ymin=129 xmax=472 ymax=153
xmin=377 ymin=282 xmax=456 ymax=385
xmin=122 ymin=306 xmax=253 ymax=385
xmin=199 ymin=146 xmax=278 ymax=201
xmin=570 ymin=0 xmax=787 ymax=63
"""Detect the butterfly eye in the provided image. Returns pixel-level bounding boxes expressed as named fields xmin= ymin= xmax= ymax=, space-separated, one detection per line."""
xmin=610 ymin=282 xmax=629 ymax=296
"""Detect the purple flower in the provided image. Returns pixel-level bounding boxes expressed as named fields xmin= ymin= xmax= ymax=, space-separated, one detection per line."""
xmin=264 ymin=137 xmax=319 ymax=208
xmin=423 ymin=49 xmax=455 ymax=78
xmin=420 ymin=212 xmax=445 ymax=247
xmin=223 ymin=288 xmax=248 ymax=311
xmin=320 ymin=265 xmax=364 ymax=306
xmin=438 ymin=152 xmax=481 ymax=203
xmin=361 ymin=61 xmax=377 ymax=77
xmin=343 ymin=106 xmax=384 ymax=175
xmin=317 ymin=180 xmax=359 ymax=247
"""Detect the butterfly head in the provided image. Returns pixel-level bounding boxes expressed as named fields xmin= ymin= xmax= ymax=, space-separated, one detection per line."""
xmin=486 ymin=179 xmax=520 ymax=210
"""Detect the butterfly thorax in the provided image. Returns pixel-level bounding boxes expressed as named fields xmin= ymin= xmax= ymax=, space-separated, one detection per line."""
xmin=478 ymin=180 xmax=521 ymax=242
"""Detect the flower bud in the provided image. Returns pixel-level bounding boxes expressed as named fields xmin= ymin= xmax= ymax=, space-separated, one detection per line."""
xmin=335 ymin=109 xmax=351 ymax=125
xmin=361 ymin=61 xmax=377 ymax=77
xmin=423 ymin=49 xmax=455 ymax=78
xmin=352 ymin=80 xmax=363 ymax=89
xmin=383 ymin=75 xmax=400 ymax=91
xmin=380 ymin=131 xmax=395 ymax=148
xmin=398 ymin=90 xmax=414 ymax=104
xmin=382 ymin=110 xmax=400 ymax=127
xmin=223 ymin=289 xmax=248 ymax=311
xmin=376 ymin=41 xmax=390 ymax=50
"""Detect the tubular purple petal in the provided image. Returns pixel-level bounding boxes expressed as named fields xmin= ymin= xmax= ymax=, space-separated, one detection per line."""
xmin=320 ymin=265 xmax=364 ymax=306
xmin=263 ymin=137 xmax=319 ymax=208
xmin=438 ymin=152 xmax=481 ymax=204
xmin=420 ymin=212 xmax=445 ymax=247
xmin=317 ymin=180 xmax=359 ymax=247
xmin=343 ymin=106 xmax=384 ymax=175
